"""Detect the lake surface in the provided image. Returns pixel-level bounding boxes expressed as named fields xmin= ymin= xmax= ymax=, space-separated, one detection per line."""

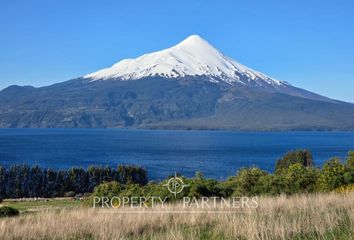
xmin=0 ymin=129 xmax=353 ymax=180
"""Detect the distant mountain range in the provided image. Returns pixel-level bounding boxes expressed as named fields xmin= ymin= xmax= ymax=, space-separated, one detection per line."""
xmin=1 ymin=35 xmax=354 ymax=130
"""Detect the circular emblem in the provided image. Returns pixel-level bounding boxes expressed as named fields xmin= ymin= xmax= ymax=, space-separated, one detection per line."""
xmin=163 ymin=172 xmax=189 ymax=197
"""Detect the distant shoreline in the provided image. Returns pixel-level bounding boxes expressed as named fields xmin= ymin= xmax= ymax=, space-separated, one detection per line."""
xmin=1 ymin=127 xmax=354 ymax=132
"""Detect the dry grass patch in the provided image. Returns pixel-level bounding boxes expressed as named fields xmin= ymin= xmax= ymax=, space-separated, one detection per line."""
xmin=0 ymin=193 xmax=353 ymax=240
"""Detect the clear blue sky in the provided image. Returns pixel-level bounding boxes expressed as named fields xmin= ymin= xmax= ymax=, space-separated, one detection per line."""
xmin=1 ymin=0 xmax=353 ymax=102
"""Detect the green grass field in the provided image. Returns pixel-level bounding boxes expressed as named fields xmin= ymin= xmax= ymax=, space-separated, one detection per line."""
xmin=1 ymin=198 xmax=83 ymax=212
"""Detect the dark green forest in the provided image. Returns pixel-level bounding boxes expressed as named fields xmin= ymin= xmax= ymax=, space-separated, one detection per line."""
xmin=0 ymin=165 xmax=147 ymax=199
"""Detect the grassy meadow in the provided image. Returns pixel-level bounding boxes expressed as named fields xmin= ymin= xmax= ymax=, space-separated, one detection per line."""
xmin=0 ymin=192 xmax=353 ymax=240
xmin=0 ymin=198 xmax=82 ymax=212
xmin=1 ymin=150 xmax=353 ymax=239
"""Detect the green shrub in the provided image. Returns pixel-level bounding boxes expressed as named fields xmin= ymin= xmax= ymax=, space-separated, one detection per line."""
xmin=187 ymin=172 xmax=222 ymax=198
xmin=317 ymin=158 xmax=346 ymax=191
xmin=275 ymin=149 xmax=314 ymax=174
xmin=93 ymin=181 xmax=123 ymax=198
xmin=0 ymin=206 xmax=20 ymax=218
xmin=346 ymin=151 xmax=354 ymax=170
xmin=279 ymin=163 xmax=319 ymax=194
xmin=257 ymin=174 xmax=285 ymax=196
xmin=227 ymin=167 xmax=269 ymax=196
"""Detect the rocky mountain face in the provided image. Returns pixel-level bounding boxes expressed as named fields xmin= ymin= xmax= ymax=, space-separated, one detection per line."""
xmin=1 ymin=35 xmax=354 ymax=130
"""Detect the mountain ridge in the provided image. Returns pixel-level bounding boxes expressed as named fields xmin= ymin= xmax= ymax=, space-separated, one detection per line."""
xmin=0 ymin=35 xmax=354 ymax=130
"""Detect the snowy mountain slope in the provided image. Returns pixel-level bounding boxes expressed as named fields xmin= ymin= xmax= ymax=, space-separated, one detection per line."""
xmin=83 ymin=35 xmax=334 ymax=102
xmin=84 ymin=35 xmax=286 ymax=87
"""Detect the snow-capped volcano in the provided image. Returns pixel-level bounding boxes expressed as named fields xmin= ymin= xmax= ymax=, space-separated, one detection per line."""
xmin=84 ymin=35 xmax=286 ymax=87
xmin=1 ymin=35 xmax=353 ymax=130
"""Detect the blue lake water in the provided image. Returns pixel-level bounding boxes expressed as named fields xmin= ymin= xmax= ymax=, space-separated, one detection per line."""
xmin=0 ymin=129 xmax=353 ymax=180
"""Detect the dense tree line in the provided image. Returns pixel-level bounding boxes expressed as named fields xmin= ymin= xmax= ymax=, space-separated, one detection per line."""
xmin=2 ymin=150 xmax=354 ymax=200
xmin=93 ymin=150 xmax=354 ymax=203
xmin=0 ymin=165 xmax=147 ymax=199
